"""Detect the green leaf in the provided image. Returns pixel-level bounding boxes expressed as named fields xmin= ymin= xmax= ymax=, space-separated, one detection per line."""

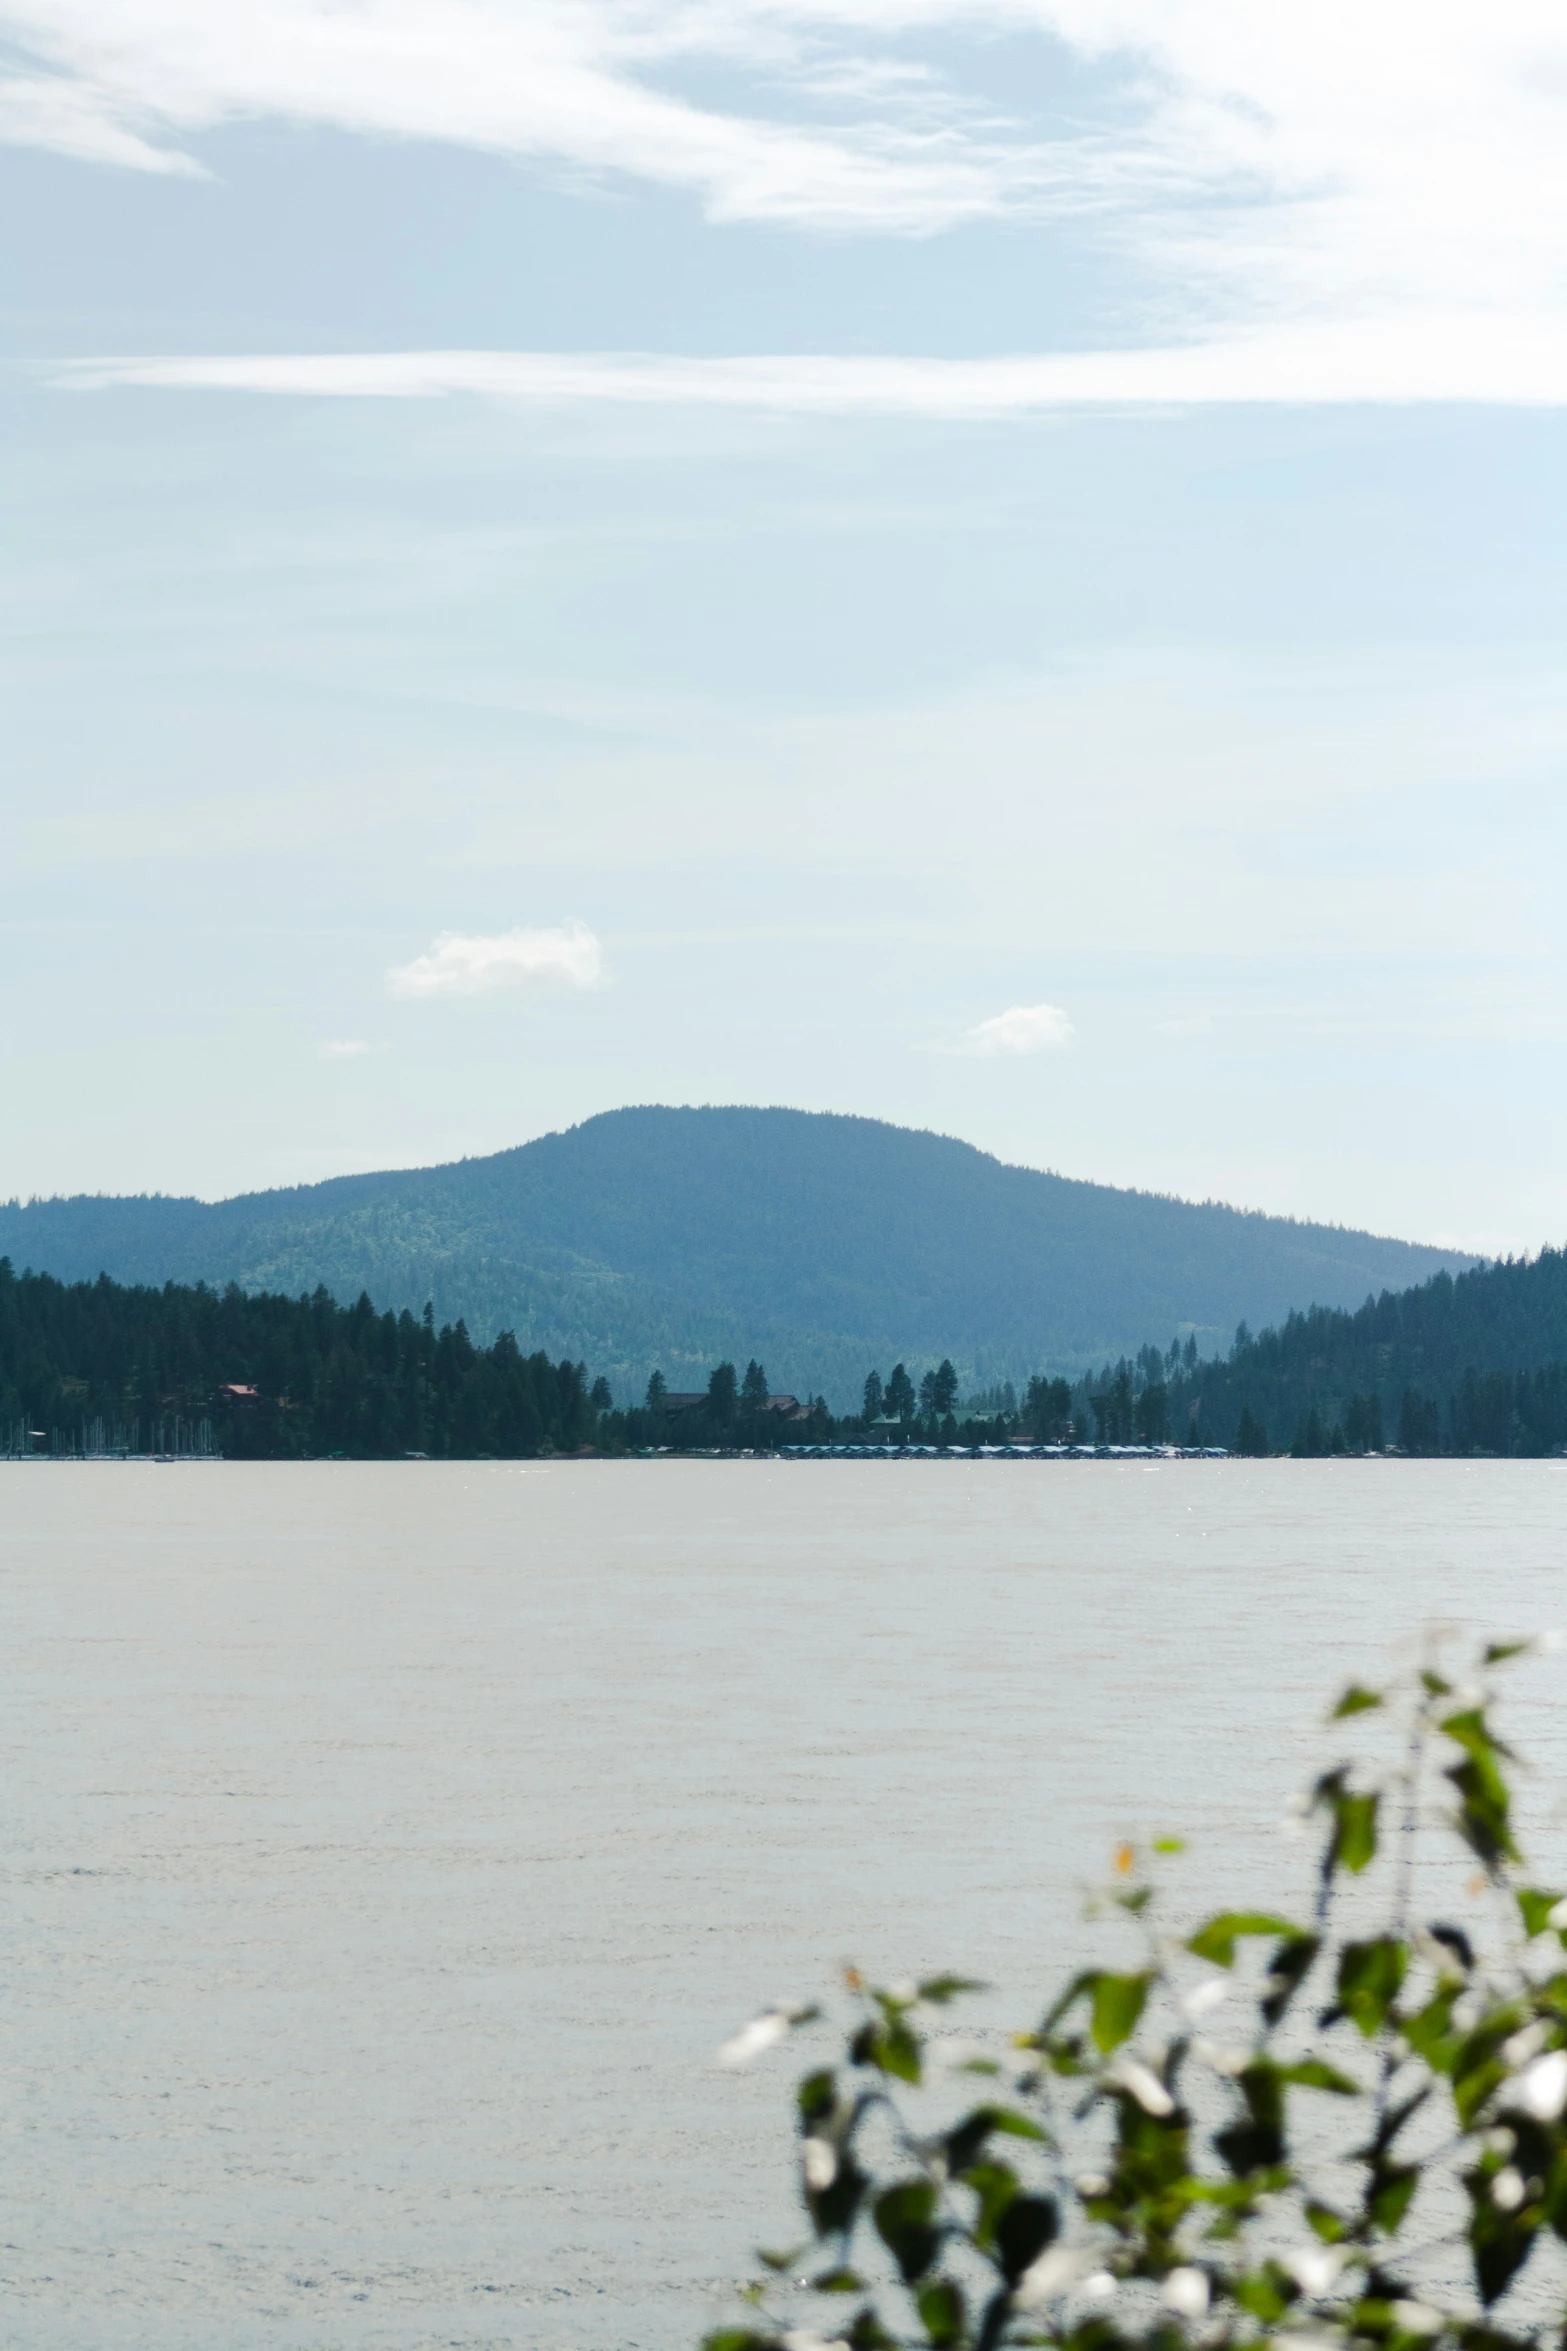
xmin=851 ymin=2016 xmax=922 ymax=2084
xmin=1091 ymin=1971 xmax=1153 ymax=2054
xmin=915 ymin=2278 xmax=966 ymax=2347
xmin=1403 ymin=1987 xmax=1460 ymax=2074
xmin=1517 ymin=1889 xmax=1565 ymax=1938
xmin=1442 ymin=1708 xmax=1520 ymax=1874
xmin=1232 ymin=2266 xmax=1293 ymax=2322
xmin=945 ymin=2104 xmax=1046 ymax=2177
xmin=808 ymin=2152 xmax=868 ymax=2237
xmin=702 ymin=2332 xmax=773 ymax=2351
xmin=918 ymin=1974 xmax=985 ymax=2006
xmin=1279 ymin=2059 xmax=1360 ymax=2094
xmin=1484 ymin=1641 xmax=1533 ymax=1665
xmin=1306 ymin=2201 xmax=1350 ymax=2243
xmin=798 ymin=2071 xmax=837 ymax=2125
xmin=988 ymin=2108 xmax=1048 ymax=2142
xmin=994 ymin=2195 xmax=1059 ymax=2283
xmin=1468 ymin=2170 xmax=1539 ymax=2304
xmin=1333 ymin=1684 xmax=1385 ymax=1718
xmin=1333 ymin=1937 xmax=1407 ymax=2038
xmin=1335 ymin=1791 xmax=1380 ymax=1874
xmin=1261 ymin=1934 xmax=1322 ymax=2030
xmin=757 ymin=2243 xmax=808 ymax=2272
xmin=1452 ymin=2009 xmax=1519 ymax=2129
xmin=874 ymin=2180 xmax=941 ymax=2282
xmin=1367 ymin=2163 xmax=1419 ymax=2235
xmin=1187 ymin=1913 xmax=1297 ymax=1967
xmin=812 ymin=2267 xmax=863 ymax=2293
xmin=962 ymin=2159 xmax=1020 ymax=2253
xmin=1153 ymin=1836 xmax=1187 ymax=1853
xmin=1215 ymin=2059 xmax=1288 ymax=2175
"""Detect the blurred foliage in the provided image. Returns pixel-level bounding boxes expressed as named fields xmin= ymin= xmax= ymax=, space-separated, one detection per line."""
xmin=707 ymin=1639 xmax=1567 ymax=2351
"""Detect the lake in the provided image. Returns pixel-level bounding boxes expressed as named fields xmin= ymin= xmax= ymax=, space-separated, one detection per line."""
xmin=5 ymin=1459 xmax=1567 ymax=2348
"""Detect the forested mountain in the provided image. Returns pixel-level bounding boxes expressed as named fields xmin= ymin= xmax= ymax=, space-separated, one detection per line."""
xmin=0 ymin=1106 xmax=1474 ymax=1408
xmin=0 ymin=1262 xmax=596 ymax=1459
xmin=1142 ymin=1247 xmax=1567 ymax=1454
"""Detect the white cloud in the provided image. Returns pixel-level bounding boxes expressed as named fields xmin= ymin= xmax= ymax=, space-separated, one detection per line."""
xmin=318 ymin=1038 xmax=372 ymax=1058
xmin=385 ymin=919 xmax=603 ymax=1000
xmin=59 ymin=321 xmax=1567 ymax=411
xmin=5 ymin=0 xmax=1567 ymax=340
xmin=961 ymin=1002 xmax=1076 ymax=1056
xmin=0 ymin=0 xmax=1065 ymax=233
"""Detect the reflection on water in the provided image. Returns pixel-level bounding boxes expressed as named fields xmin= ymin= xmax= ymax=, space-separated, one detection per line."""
xmin=4 ymin=1460 xmax=1566 ymax=2348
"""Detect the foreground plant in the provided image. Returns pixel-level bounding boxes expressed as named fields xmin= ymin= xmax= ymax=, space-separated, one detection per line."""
xmin=705 ymin=1638 xmax=1567 ymax=2351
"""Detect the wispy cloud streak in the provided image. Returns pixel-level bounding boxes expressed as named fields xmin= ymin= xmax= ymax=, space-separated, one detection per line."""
xmin=58 ymin=325 xmax=1567 ymax=410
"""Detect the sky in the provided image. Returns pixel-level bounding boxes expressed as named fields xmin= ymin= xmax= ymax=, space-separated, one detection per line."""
xmin=6 ymin=3 xmax=1567 ymax=1253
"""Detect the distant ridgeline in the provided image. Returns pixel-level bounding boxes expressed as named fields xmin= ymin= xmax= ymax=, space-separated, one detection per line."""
xmin=0 ymin=1105 xmax=1476 ymax=1409
xmin=1090 ymin=1249 xmax=1567 ymax=1457
xmin=0 ymin=1262 xmax=597 ymax=1460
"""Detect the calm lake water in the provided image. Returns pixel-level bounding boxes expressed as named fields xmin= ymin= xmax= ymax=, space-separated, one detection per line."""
xmin=5 ymin=1459 xmax=1567 ymax=2349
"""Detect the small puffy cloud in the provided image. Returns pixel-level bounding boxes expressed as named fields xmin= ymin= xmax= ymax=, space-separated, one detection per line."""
xmin=386 ymin=919 xmax=603 ymax=1001
xmin=961 ymin=1002 xmax=1075 ymax=1057
xmin=318 ymin=1038 xmax=372 ymax=1058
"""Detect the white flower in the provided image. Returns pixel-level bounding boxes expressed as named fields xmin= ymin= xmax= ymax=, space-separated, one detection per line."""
xmin=1391 ymin=2301 xmax=1444 ymax=2336
xmin=1082 ymin=2271 xmax=1117 ymax=2302
xmin=1074 ymin=2172 xmax=1111 ymax=2198
xmin=1162 ymin=2267 xmax=1210 ymax=2320
xmin=1285 ymin=2244 xmax=1348 ymax=2298
xmin=1180 ymin=1976 xmax=1231 ymax=2021
xmin=1274 ymin=2334 xmax=1345 ymax=2351
xmin=1016 ymin=2247 xmax=1095 ymax=2309
xmin=1483 ymin=2127 xmax=1517 ymax=2156
xmin=1194 ymin=2037 xmax=1251 ymax=2077
xmin=1513 ymin=2048 xmax=1567 ymax=2121
xmin=782 ymin=2333 xmax=850 ymax=2351
xmin=1549 ymin=1898 xmax=1567 ymax=1931
xmin=801 ymin=2138 xmax=837 ymax=2191
xmin=717 ymin=2009 xmax=791 ymax=2067
xmin=1491 ymin=2167 xmax=1526 ymax=2211
xmin=1501 ymin=2020 xmax=1549 ymax=2067
xmin=1107 ymin=2055 xmax=1175 ymax=2116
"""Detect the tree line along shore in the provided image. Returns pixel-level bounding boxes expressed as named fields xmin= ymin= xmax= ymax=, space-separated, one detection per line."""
xmin=2 ymin=1244 xmax=1565 ymax=1459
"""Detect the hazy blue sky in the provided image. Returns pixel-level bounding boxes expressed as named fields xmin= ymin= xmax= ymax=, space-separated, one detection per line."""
xmin=6 ymin=2 xmax=1567 ymax=1252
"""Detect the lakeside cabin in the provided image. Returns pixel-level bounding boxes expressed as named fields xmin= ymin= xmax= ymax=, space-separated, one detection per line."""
xmin=659 ymin=1392 xmax=808 ymax=1420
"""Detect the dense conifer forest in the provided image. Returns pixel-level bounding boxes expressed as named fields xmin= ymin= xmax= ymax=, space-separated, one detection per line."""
xmin=7 ymin=1240 xmax=1567 ymax=1462
xmin=0 ymin=1262 xmax=596 ymax=1459
xmin=1106 ymin=1247 xmax=1567 ymax=1455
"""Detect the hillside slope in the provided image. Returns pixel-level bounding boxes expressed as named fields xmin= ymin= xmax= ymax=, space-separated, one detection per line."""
xmin=1169 ymin=1248 xmax=1567 ymax=1453
xmin=0 ymin=1106 xmax=1476 ymax=1405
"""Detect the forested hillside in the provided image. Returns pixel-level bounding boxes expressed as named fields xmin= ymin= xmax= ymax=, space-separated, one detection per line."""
xmin=0 ymin=1106 xmax=1474 ymax=1407
xmin=0 ymin=1262 xmax=596 ymax=1459
xmin=1135 ymin=1247 xmax=1567 ymax=1454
